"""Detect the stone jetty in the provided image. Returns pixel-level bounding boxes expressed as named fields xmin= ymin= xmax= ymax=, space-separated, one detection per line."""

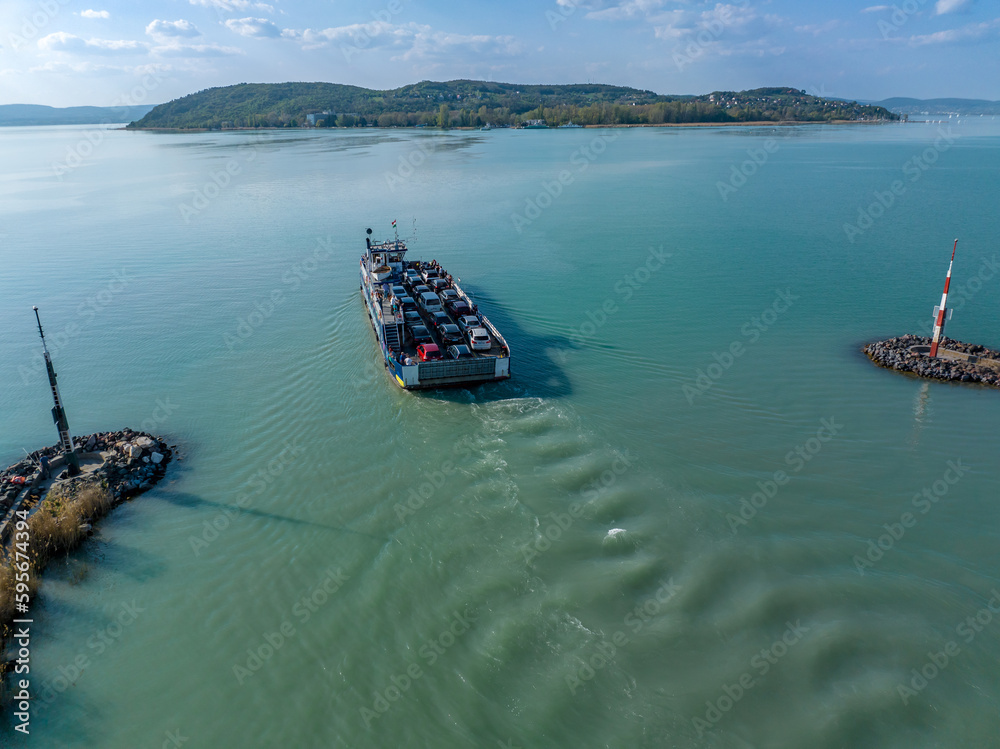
xmin=0 ymin=429 xmax=174 ymax=543
xmin=864 ymin=335 xmax=1000 ymax=388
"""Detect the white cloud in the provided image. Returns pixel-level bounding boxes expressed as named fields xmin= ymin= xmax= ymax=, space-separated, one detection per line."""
xmin=861 ymin=5 xmax=890 ymax=12
xmin=283 ymin=21 xmax=407 ymax=48
xmin=935 ymin=0 xmax=973 ymax=15
xmin=152 ymin=42 xmax=244 ymax=57
xmin=189 ymin=0 xmax=274 ymax=12
xmin=30 ymin=61 xmax=113 ymax=74
xmin=587 ymin=0 xmax=665 ymax=22
xmin=401 ymin=27 xmax=522 ymax=61
xmin=649 ymin=3 xmax=761 ymax=42
xmin=283 ymin=21 xmax=522 ymax=60
xmin=38 ymin=32 xmax=144 ymax=55
xmin=146 ymin=20 xmax=202 ymax=38
xmin=225 ymin=17 xmax=282 ymax=38
xmin=28 ymin=61 xmax=170 ymax=76
xmin=795 ymin=20 xmax=839 ymax=35
xmin=80 ymin=9 xmax=110 ymax=19
xmin=649 ymin=10 xmax=688 ymax=39
xmin=909 ymin=17 xmax=1000 ymax=44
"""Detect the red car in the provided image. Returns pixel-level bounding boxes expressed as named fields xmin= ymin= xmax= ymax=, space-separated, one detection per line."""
xmin=416 ymin=343 xmax=442 ymax=361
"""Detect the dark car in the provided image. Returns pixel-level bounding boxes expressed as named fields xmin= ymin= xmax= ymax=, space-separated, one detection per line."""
xmin=404 ymin=269 xmax=420 ymax=283
xmin=446 ymin=300 xmax=472 ymax=317
xmin=436 ymin=323 xmax=463 ymax=344
xmin=394 ymin=295 xmax=416 ymax=310
xmin=439 ymin=289 xmax=459 ymax=304
xmin=408 ymin=324 xmax=432 ymax=344
xmin=430 ymin=311 xmax=451 ymax=328
xmin=403 ymin=309 xmax=421 ymax=325
xmin=416 ymin=343 xmax=442 ymax=361
xmin=447 ymin=344 xmax=473 ymax=359
xmin=413 ymin=284 xmax=431 ymax=297
xmin=390 ymin=285 xmax=407 ymax=299
xmin=428 ymin=278 xmax=449 ymax=292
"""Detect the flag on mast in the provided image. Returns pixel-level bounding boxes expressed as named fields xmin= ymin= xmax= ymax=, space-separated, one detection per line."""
xmin=392 ymin=220 xmax=397 ymax=227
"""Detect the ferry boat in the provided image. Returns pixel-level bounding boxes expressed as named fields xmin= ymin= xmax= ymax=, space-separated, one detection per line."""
xmin=359 ymin=227 xmax=512 ymax=390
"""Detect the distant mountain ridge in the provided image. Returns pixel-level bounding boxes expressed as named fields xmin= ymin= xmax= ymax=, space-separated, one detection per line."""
xmin=0 ymin=103 xmax=156 ymax=126
xmin=125 ymin=80 xmax=897 ymax=129
xmin=870 ymin=97 xmax=1000 ymax=115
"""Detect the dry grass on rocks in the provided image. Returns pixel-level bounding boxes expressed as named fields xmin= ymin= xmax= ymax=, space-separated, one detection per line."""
xmin=1 ymin=481 xmax=111 ymax=640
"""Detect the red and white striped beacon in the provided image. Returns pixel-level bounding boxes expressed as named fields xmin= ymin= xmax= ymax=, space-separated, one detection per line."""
xmin=929 ymin=239 xmax=959 ymax=358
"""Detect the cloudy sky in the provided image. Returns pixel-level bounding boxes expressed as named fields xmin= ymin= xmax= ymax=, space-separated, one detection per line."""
xmin=1 ymin=0 xmax=997 ymax=107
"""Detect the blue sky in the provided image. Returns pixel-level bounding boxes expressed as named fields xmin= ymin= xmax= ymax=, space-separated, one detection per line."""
xmin=1 ymin=0 xmax=997 ymax=106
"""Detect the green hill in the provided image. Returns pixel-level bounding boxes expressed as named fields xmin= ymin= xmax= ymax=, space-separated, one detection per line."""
xmin=127 ymin=81 xmax=898 ymax=130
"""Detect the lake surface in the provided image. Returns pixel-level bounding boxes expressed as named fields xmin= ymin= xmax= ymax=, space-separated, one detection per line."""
xmin=2 ymin=118 xmax=1000 ymax=748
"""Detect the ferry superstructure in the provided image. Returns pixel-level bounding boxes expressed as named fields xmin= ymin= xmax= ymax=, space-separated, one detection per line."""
xmin=359 ymin=228 xmax=512 ymax=390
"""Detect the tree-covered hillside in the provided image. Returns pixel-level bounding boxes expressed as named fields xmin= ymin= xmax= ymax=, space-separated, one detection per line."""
xmin=128 ymin=81 xmax=899 ymax=129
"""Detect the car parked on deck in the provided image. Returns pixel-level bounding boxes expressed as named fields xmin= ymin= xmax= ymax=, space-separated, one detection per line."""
xmin=416 ymin=343 xmax=442 ymax=361
xmin=429 ymin=311 xmax=451 ymax=328
xmin=456 ymin=315 xmax=480 ymax=333
xmin=408 ymin=324 xmax=432 ymax=344
xmin=418 ymin=291 xmax=442 ymax=313
xmin=446 ymin=299 xmax=472 ymax=317
xmin=447 ymin=344 xmax=473 ymax=359
xmin=436 ymin=323 xmax=463 ymax=344
xmin=466 ymin=327 xmax=492 ymax=351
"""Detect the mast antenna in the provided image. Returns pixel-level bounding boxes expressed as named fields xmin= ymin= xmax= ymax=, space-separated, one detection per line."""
xmin=32 ymin=306 xmax=80 ymax=471
xmin=929 ymin=239 xmax=958 ymax=358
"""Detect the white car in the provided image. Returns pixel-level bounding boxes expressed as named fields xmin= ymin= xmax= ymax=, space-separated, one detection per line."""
xmin=466 ymin=327 xmax=491 ymax=351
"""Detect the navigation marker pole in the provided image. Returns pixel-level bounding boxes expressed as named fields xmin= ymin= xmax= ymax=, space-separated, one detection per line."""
xmin=32 ymin=306 xmax=80 ymax=472
xmin=929 ymin=239 xmax=959 ymax=358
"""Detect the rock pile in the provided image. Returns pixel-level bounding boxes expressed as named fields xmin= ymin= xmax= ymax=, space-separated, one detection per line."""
xmin=0 ymin=429 xmax=174 ymax=516
xmin=864 ymin=335 xmax=1000 ymax=387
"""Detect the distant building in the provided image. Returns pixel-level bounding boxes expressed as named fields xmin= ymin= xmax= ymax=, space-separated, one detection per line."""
xmin=306 ymin=111 xmax=333 ymax=126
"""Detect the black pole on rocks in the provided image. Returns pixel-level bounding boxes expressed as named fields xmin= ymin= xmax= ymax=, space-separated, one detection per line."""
xmin=32 ymin=306 xmax=80 ymax=474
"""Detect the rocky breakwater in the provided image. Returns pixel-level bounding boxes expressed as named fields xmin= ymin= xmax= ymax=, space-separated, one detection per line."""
xmin=0 ymin=430 xmax=175 ymax=525
xmin=95 ymin=430 xmax=174 ymax=501
xmin=864 ymin=335 xmax=1000 ymax=388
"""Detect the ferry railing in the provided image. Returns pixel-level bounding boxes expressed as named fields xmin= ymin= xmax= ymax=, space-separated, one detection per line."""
xmin=450 ymin=280 xmax=510 ymax=358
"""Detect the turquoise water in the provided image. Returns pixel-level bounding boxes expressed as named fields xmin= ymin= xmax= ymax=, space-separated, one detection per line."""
xmin=2 ymin=118 xmax=1000 ymax=748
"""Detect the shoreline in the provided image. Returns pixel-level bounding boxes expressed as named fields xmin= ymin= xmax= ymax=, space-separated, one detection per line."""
xmin=122 ymin=119 xmax=899 ymax=133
